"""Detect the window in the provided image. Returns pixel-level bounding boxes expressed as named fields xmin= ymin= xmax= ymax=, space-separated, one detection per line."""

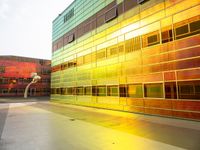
xmin=142 ymin=31 xmax=160 ymax=47
xmin=56 ymin=88 xmax=61 ymax=94
xmin=0 ymin=66 xmax=5 ymax=73
xmin=161 ymin=26 xmax=173 ymax=43
xmin=125 ymin=39 xmax=134 ymax=53
xmin=178 ymin=81 xmax=200 ymax=99
xmin=118 ymin=44 xmax=124 ymax=53
xmin=137 ymin=0 xmax=148 ymax=4
xmin=0 ymin=78 xmax=9 ymax=84
xmin=84 ymin=54 xmax=92 ymax=64
xmin=41 ymin=68 xmax=51 ymax=75
xmin=174 ymin=15 xmax=200 ymax=40
xmin=105 ymin=7 xmax=118 ymax=23
xmin=133 ymin=36 xmax=141 ymax=51
xmin=77 ymin=56 xmax=84 ymax=66
xmin=76 ymin=87 xmax=84 ymax=95
xmin=107 ymin=85 xmax=118 ymax=96
xmin=64 ymin=8 xmax=74 ymax=23
xmin=67 ymin=87 xmax=74 ymax=95
xmin=119 ymin=84 xmax=127 ymax=97
xmin=84 ymin=86 xmax=92 ymax=95
xmin=61 ymin=63 xmax=68 ymax=70
xmin=127 ymin=84 xmax=143 ymax=98
xmin=51 ymin=88 xmax=57 ymax=94
xmin=18 ymin=78 xmax=23 ymax=84
xmin=68 ymin=60 xmax=76 ymax=68
xmin=147 ymin=35 xmax=158 ymax=46
xmin=1 ymin=89 xmax=8 ymax=94
xmin=97 ymin=86 xmax=106 ymax=96
xmin=68 ymin=34 xmax=74 ymax=43
xmin=189 ymin=20 xmax=200 ymax=35
xmin=97 ymin=50 xmax=106 ymax=60
xmin=39 ymin=60 xmax=45 ymax=65
xmin=144 ymin=83 xmax=163 ymax=98
xmin=107 ymin=46 xmax=118 ymax=57
xmin=165 ymin=82 xmax=177 ymax=99
xmin=175 ymin=24 xmax=189 ymax=39
xmin=92 ymin=86 xmax=97 ymax=96
xmin=61 ymin=88 xmax=67 ymax=95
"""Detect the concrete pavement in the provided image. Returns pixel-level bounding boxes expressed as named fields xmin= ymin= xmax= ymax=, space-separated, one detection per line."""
xmin=0 ymin=99 xmax=200 ymax=150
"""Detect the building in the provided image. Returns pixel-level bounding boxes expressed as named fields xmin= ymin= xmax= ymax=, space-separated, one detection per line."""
xmin=0 ymin=55 xmax=51 ymax=97
xmin=51 ymin=0 xmax=200 ymax=120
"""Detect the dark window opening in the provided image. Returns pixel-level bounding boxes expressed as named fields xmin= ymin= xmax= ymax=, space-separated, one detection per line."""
xmin=175 ymin=24 xmax=189 ymax=39
xmin=189 ymin=20 xmax=200 ymax=35
xmin=119 ymin=84 xmax=127 ymax=97
xmin=68 ymin=34 xmax=74 ymax=43
xmin=147 ymin=34 xmax=159 ymax=46
xmin=178 ymin=81 xmax=200 ymax=99
xmin=162 ymin=30 xmax=173 ymax=43
xmin=165 ymin=82 xmax=177 ymax=99
xmin=76 ymin=87 xmax=84 ymax=95
xmin=105 ymin=7 xmax=118 ymax=23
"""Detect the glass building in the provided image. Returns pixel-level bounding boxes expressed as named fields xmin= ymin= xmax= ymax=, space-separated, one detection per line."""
xmin=0 ymin=55 xmax=51 ymax=97
xmin=51 ymin=0 xmax=200 ymax=120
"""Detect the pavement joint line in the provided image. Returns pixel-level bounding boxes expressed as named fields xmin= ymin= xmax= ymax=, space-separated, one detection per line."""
xmin=48 ymin=101 xmax=200 ymax=131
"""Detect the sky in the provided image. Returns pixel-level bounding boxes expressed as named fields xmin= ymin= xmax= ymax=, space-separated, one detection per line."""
xmin=0 ymin=0 xmax=74 ymax=60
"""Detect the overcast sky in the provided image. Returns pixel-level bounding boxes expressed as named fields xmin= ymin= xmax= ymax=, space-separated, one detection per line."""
xmin=0 ymin=0 xmax=74 ymax=60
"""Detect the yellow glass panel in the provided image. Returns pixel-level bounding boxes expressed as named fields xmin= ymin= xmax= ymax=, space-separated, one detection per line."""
xmin=140 ymin=2 xmax=165 ymax=19
xmin=161 ymin=16 xmax=173 ymax=28
xmin=173 ymin=5 xmax=200 ymax=24
xmin=166 ymin=0 xmax=200 ymax=16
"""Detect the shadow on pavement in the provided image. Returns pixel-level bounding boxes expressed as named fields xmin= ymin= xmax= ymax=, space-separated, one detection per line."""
xmin=0 ymin=104 xmax=9 ymax=140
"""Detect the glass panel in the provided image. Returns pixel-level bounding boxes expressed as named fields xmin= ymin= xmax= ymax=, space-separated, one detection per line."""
xmin=77 ymin=56 xmax=84 ymax=66
xmin=97 ymin=86 xmax=106 ymax=96
xmin=161 ymin=26 xmax=173 ymax=44
xmin=119 ymin=84 xmax=127 ymax=97
xmin=56 ymin=88 xmax=61 ymax=94
xmin=144 ymin=83 xmax=163 ymax=98
xmin=107 ymin=85 xmax=118 ymax=96
xmin=125 ymin=39 xmax=134 ymax=53
xmin=84 ymin=86 xmax=92 ymax=95
xmin=190 ymin=20 xmax=200 ymax=32
xmin=105 ymin=7 xmax=117 ymax=23
xmin=92 ymin=86 xmax=97 ymax=96
xmin=165 ymin=82 xmax=177 ymax=99
xmin=127 ymin=84 xmax=143 ymax=98
xmin=118 ymin=44 xmax=125 ymax=53
xmin=67 ymin=87 xmax=73 ymax=95
xmin=175 ymin=24 xmax=189 ymax=39
xmin=76 ymin=87 xmax=83 ymax=95
xmin=0 ymin=66 xmax=5 ymax=73
xmin=107 ymin=46 xmax=118 ymax=57
xmin=178 ymin=81 xmax=200 ymax=99
xmin=61 ymin=88 xmax=67 ymax=95
xmin=97 ymin=49 xmax=106 ymax=60
xmin=84 ymin=54 xmax=92 ymax=64
xmin=142 ymin=30 xmax=160 ymax=48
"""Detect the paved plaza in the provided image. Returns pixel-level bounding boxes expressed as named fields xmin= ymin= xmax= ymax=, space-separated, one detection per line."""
xmin=0 ymin=98 xmax=200 ymax=150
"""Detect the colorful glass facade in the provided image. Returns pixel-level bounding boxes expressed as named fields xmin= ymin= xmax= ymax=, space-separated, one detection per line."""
xmin=0 ymin=56 xmax=51 ymax=97
xmin=51 ymin=0 xmax=200 ymax=120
